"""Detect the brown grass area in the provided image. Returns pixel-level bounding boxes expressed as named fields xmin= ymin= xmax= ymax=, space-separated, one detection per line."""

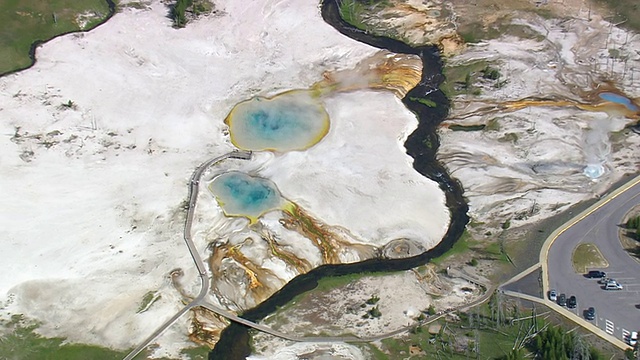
xmin=572 ymin=242 xmax=609 ymax=273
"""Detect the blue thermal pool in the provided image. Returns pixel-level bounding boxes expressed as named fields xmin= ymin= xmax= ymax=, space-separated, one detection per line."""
xmin=209 ymin=171 xmax=285 ymax=221
xmin=598 ymin=92 xmax=639 ymax=112
xmin=225 ymin=90 xmax=330 ymax=152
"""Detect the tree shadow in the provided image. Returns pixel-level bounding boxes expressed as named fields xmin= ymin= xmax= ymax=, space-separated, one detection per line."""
xmin=627 ymin=246 xmax=640 ymax=259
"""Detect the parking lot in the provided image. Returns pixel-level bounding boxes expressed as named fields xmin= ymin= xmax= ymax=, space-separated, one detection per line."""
xmin=549 ymin=270 xmax=640 ymax=343
xmin=547 ymin=180 xmax=640 ymax=345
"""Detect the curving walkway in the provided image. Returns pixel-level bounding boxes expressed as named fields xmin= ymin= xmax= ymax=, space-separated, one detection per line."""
xmin=124 ymin=149 xmax=495 ymax=359
xmin=124 ymin=150 xmax=252 ymax=360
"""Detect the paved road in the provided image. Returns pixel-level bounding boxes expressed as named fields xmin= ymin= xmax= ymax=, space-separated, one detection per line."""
xmin=547 ymin=177 xmax=640 ymax=345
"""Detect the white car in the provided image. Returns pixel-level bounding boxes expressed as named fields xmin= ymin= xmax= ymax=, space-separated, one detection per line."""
xmin=604 ymin=282 xmax=623 ymax=290
xmin=629 ymin=331 xmax=638 ymax=346
xmin=549 ymin=289 xmax=557 ymax=301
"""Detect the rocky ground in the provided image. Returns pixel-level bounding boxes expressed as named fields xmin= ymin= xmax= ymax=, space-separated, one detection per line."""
xmin=249 ymin=267 xmax=482 ymax=360
xmin=349 ymin=0 xmax=640 ymax=239
xmin=0 ymin=0 xmax=449 ymax=358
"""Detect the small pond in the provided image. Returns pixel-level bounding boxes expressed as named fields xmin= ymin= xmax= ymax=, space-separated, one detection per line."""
xmin=225 ymin=90 xmax=330 ymax=152
xmin=209 ymin=171 xmax=286 ymax=222
xmin=598 ymin=92 xmax=639 ymax=112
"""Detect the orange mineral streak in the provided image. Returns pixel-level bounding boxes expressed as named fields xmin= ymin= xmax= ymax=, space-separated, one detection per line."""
xmin=280 ymin=204 xmax=377 ymax=264
xmin=312 ymin=50 xmax=422 ymax=98
xmin=225 ymin=244 xmax=265 ymax=290
xmin=280 ymin=205 xmax=340 ymax=264
xmin=258 ymin=227 xmax=314 ymax=274
xmin=188 ymin=307 xmax=229 ymax=348
xmin=210 ymin=240 xmax=284 ymax=307
xmin=503 ymin=97 xmax=640 ymax=119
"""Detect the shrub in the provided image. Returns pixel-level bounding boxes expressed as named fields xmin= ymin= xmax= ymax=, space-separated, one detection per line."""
xmin=368 ymin=306 xmax=382 ymax=318
xmin=427 ymin=305 xmax=436 ymax=315
xmin=482 ymin=66 xmax=501 ymax=80
xmin=366 ymin=295 xmax=380 ymax=305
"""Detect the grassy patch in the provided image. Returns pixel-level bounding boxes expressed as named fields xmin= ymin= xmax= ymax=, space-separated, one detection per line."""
xmin=361 ymin=343 xmax=389 ymax=360
xmin=0 ymin=0 xmax=111 ymax=75
xmin=449 ymin=124 xmax=486 ymax=131
xmin=0 ymin=320 xmax=131 ymax=360
xmin=376 ymin=315 xmax=532 ymax=359
xmin=498 ymin=132 xmax=519 ymax=143
xmin=572 ymin=242 xmax=609 ymax=273
xmin=313 ymin=271 xmax=395 ymax=293
xmin=431 ymin=230 xmax=476 ymax=265
xmin=136 ymin=290 xmax=161 ymax=313
xmin=180 ymin=346 xmax=210 ymax=360
xmin=409 ymin=96 xmax=437 ymax=108
xmin=457 ymin=20 xmax=546 ymax=44
xmin=264 ymin=271 xmax=398 ymax=319
xmin=594 ymin=0 xmax=640 ymax=33
xmin=171 ymin=0 xmax=213 ymax=28
xmin=485 ymin=118 xmax=501 ymax=132
xmin=440 ymin=60 xmax=488 ymax=97
xmin=338 ymin=0 xmax=390 ymax=31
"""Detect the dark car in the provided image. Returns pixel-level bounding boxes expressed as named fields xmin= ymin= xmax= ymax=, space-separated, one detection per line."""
xmin=586 ymin=270 xmax=606 ymax=278
xmin=558 ymin=293 xmax=567 ymax=306
xmin=585 ymin=307 xmax=596 ymax=320
xmin=567 ymin=295 xmax=577 ymax=309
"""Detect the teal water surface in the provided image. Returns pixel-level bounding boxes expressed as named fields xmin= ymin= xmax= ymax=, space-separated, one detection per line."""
xmin=226 ymin=91 xmax=329 ymax=152
xmin=209 ymin=172 xmax=284 ymax=220
xmin=598 ymin=92 xmax=639 ymax=111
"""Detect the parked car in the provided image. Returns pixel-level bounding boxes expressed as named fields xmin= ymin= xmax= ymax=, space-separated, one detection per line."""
xmin=605 ymin=282 xmax=623 ymax=290
xmin=558 ymin=293 xmax=567 ymax=306
xmin=629 ymin=331 xmax=638 ymax=346
xmin=586 ymin=270 xmax=606 ymax=278
xmin=585 ymin=307 xmax=596 ymax=320
xmin=598 ymin=277 xmax=613 ymax=284
xmin=549 ymin=289 xmax=558 ymax=301
xmin=567 ymin=295 xmax=577 ymax=309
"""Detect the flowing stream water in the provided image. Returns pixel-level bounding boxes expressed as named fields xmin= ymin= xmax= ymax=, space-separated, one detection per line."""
xmin=209 ymin=1 xmax=469 ymax=358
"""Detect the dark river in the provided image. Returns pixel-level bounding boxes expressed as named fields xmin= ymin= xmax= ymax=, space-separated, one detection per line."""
xmin=209 ymin=0 xmax=469 ymax=358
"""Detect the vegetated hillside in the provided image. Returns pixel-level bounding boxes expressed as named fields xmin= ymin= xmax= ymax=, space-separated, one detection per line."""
xmin=0 ymin=0 xmax=111 ymax=75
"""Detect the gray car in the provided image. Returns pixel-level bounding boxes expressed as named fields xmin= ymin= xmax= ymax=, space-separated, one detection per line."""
xmin=558 ymin=293 xmax=567 ymax=306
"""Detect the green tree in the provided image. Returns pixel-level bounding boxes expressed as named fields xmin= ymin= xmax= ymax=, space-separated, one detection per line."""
xmin=501 ymin=348 xmax=525 ymax=360
xmin=173 ymin=0 xmax=193 ymax=27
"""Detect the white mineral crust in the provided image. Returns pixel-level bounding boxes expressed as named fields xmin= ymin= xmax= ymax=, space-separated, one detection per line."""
xmin=0 ymin=0 xmax=448 ymax=356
